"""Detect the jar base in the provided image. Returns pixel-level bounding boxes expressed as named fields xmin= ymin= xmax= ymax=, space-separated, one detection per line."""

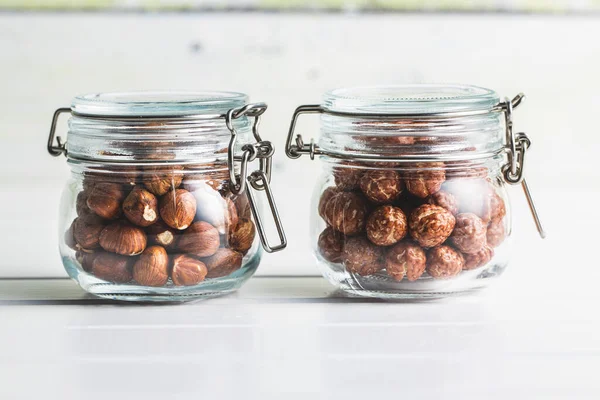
xmin=321 ymin=261 xmax=507 ymax=300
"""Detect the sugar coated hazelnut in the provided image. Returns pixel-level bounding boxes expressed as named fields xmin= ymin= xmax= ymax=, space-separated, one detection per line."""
xmin=317 ymin=227 xmax=344 ymax=263
xmin=177 ymin=221 xmax=220 ymax=257
xmin=333 ymin=167 xmax=363 ymax=191
xmin=133 ymin=246 xmax=169 ymax=287
xmin=122 ymin=186 xmax=159 ymax=227
xmin=99 ymin=221 xmax=147 ymax=256
xmin=426 ymin=245 xmax=464 ymax=279
xmin=318 ymin=187 xmax=339 ymax=220
xmin=342 ymin=236 xmax=383 ymax=276
xmin=324 ymin=192 xmax=368 ymax=235
xmin=463 ymin=245 xmax=494 ymax=270
xmin=450 ymin=213 xmax=487 ymax=254
xmin=159 ymin=189 xmax=197 ymax=230
xmin=409 ymin=204 xmax=456 ymax=248
xmin=385 ymin=241 xmax=427 ymax=281
xmin=486 ymin=219 xmax=506 ymax=248
xmin=404 ymin=163 xmax=445 ymax=198
xmin=428 ymin=190 xmax=459 ymax=215
xmin=171 ymin=254 xmax=208 ymax=286
xmin=203 ymin=248 xmax=243 ymax=278
xmin=91 ymin=252 xmax=134 ymax=283
xmin=366 ymin=205 xmax=407 ymax=246
xmin=359 ymin=170 xmax=403 ymax=204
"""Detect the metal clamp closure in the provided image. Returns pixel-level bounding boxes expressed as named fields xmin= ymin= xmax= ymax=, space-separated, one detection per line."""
xmin=47 ymin=107 xmax=72 ymax=157
xmin=226 ymin=103 xmax=287 ymax=253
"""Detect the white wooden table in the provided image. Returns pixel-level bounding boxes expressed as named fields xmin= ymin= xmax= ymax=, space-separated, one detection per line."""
xmin=1 ymin=276 xmax=598 ymax=399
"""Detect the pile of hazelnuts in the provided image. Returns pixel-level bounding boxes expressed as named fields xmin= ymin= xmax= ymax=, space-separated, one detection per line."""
xmin=64 ymin=165 xmax=256 ymax=287
xmin=317 ymin=163 xmax=507 ymax=282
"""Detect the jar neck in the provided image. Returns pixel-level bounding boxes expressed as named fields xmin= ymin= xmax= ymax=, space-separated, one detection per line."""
xmin=66 ymin=114 xmax=252 ymax=164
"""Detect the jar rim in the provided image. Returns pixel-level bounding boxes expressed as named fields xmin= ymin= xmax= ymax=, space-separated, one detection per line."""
xmin=323 ymin=84 xmax=499 ymax=115
xmin=71 ymin=90 xmax=249 ymax=117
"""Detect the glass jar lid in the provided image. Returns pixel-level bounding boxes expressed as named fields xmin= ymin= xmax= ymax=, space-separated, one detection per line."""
xmin=71 ymin=91 xmax=249 ymax=117
xmin=322 ymin=84 xmax=499 ymax=115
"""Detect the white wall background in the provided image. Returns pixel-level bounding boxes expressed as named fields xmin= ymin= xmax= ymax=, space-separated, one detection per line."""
xmin=0 ymin=12 xmax=598 ymax=277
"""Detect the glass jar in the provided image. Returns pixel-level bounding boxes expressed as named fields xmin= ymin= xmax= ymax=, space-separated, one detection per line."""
xmin=48 ymin=91 xmax=286 ymax=302
xmin=286 ymin=85 xmax=543 ymax=298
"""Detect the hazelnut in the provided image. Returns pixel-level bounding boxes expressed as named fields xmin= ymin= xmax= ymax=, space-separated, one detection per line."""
xmin=99 ymin=221 xmax=147 ymax=256
xmin=366 ymin=205 xmax=407 ymax=246
xmin=64 ymin=220 xmax=78 ymax=250
xmin=177 ymin=221 xmax=220 ymax=257
xmin=450 ymin=213 xmax=487 ymax=254
xmin=122 ymin=187 xmax=159 ymax=227
xmin=73 ymin=215 xmax=105 ymax=250
xmin=489 ymin=191 xmax=506 ymax=222
xmin=203 ymin=248 xmax=243 ymax=278
xmin=133 ymin=246 xmax=169 ymax=287
xmin=486 ymin=219 xmax=506 ymax=248
xmin=333 ymin=167 xmax=363 ymax=191
xmin=76 ymin=250 xmax=98 ymax=272
xmin=159 ymin=189 xmax=197 ymax=230
xmin=76 ymin=190 xmax=92 ymax=217
xmin=359 ymin=170 xmax=403 ymax=204
xmin=86 ymin=183 xmax=125 ymax=220
xmin=143 ymin=165 xmax=183 ymax=196
xmin=426 ymin=245 xmax=464 ymax=279
xmin=463 ymin=245 xmax=494 ymax=270
xmin=404 ymin=163 xmax=445 ymax=198
xmin=342 ymin=236 xmax=383 ymax=276
xmin=189 ymin=183 xmax=238 ymax=234
xmin=427 ymin=190 xmax=459 ymax=215
xmin=229 ymin=218 xmax=256 ymax=254
xmin=91 ymin=252 xmax=134 ymax=283
xmin=146 ymin=220 xmax=178 ymax=249
xmin=317 ymin=227 xmax=344 ymax=263
xmin=323 ymin=191 xmax=368 ymax=235
xmin=171 ymin=254 xmax=208 ymax=286
xmin=409 ymin=204 xmax=456 ymax=248
xmin=318 ymin=187 xmax=339 ymax=220
xmin=385 ymin=241 xmax=426 ymax=281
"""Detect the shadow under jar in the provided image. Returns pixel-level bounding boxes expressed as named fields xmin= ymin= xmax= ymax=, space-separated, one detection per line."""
xmin=286 ymin=84 xmax=543 ymax=299
xmin=49 ymin=91 xmax=286 ymax=302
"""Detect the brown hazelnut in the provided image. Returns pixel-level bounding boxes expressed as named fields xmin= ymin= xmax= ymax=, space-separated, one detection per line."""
xmin=486 ymin=219 xmax=506 ymax=248
xmin=143 ymin=165 xmax=183 ymax=196
xmin=233 ymin=193 xmax=252 ymax=220
xmin=122 ymin=187 xmax=158 ymax=227
xmin=428 ymin=190 xmax=459 ymax=215
xmin=76 ymin=250 xmax=98 ymax=272
xmin=91 ymin=252 xmax=134 ymax=283
xmin=171 ymin=254 xmax=208 ymax=286
xmin=342 ymin=236 xmax=383 ymax=276
xmin=366 ymin=205 xmax=407 ymax=246
xmin=229 ymin=218 xmax=256 ymax=254
xmin=203 ymin=248 xmax=243 ymax=278
xmin=146 ymin=220 xmax=178 ymax=249
xmin=317 ymin=227 xmax=344 ymax=263
xmin=359 ymin=170 xmax=403 ymax=204
xmin=73 ymin=215 xmax=105 ymax=250
xmin=333 ymin=167 xmax=363 ymax=191
xmin=189 ymin=183 xmax=238 ymax=234
xmin=86 ymin=183 xmax=125 ymax=220
xmin=76 ymin=190 xmax=92 ymax=217
xmin=323 ymin=191 xmax=368 ymax=235
xmin=409 ymin=204 xmax=456 ymax=248
xmin=404 ymin=163 xmax=445 ymax=198
xmin=318 ymin=187 xmax=339 ymax=220
xmin=178 ymin=221 xmax=220 ymax=257
xmin=65 ymin=220 xmax=78 ymax=250
xmin=159 ymin=189 xmax=197 ymax=230
xmin=133 ymin=246 xmax=169 ymax=287
xmin=463 ymin=245 xmax=494 ymax=270
xmin=385 ymin=241 xmax=426 ymax=281
xmin=450 ymin=213 xmax=487 ymax=254
xmin=99 ymin=221 xmax=147 ymax=256
xmin=426 ymin=245 xmax=464 ymax=279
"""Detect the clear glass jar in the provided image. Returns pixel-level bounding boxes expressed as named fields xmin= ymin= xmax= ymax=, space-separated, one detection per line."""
xmin=286 ymin=84 xmax=543 ymax=298
xmin=48 ymin=91 xmax=286 ymax=302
